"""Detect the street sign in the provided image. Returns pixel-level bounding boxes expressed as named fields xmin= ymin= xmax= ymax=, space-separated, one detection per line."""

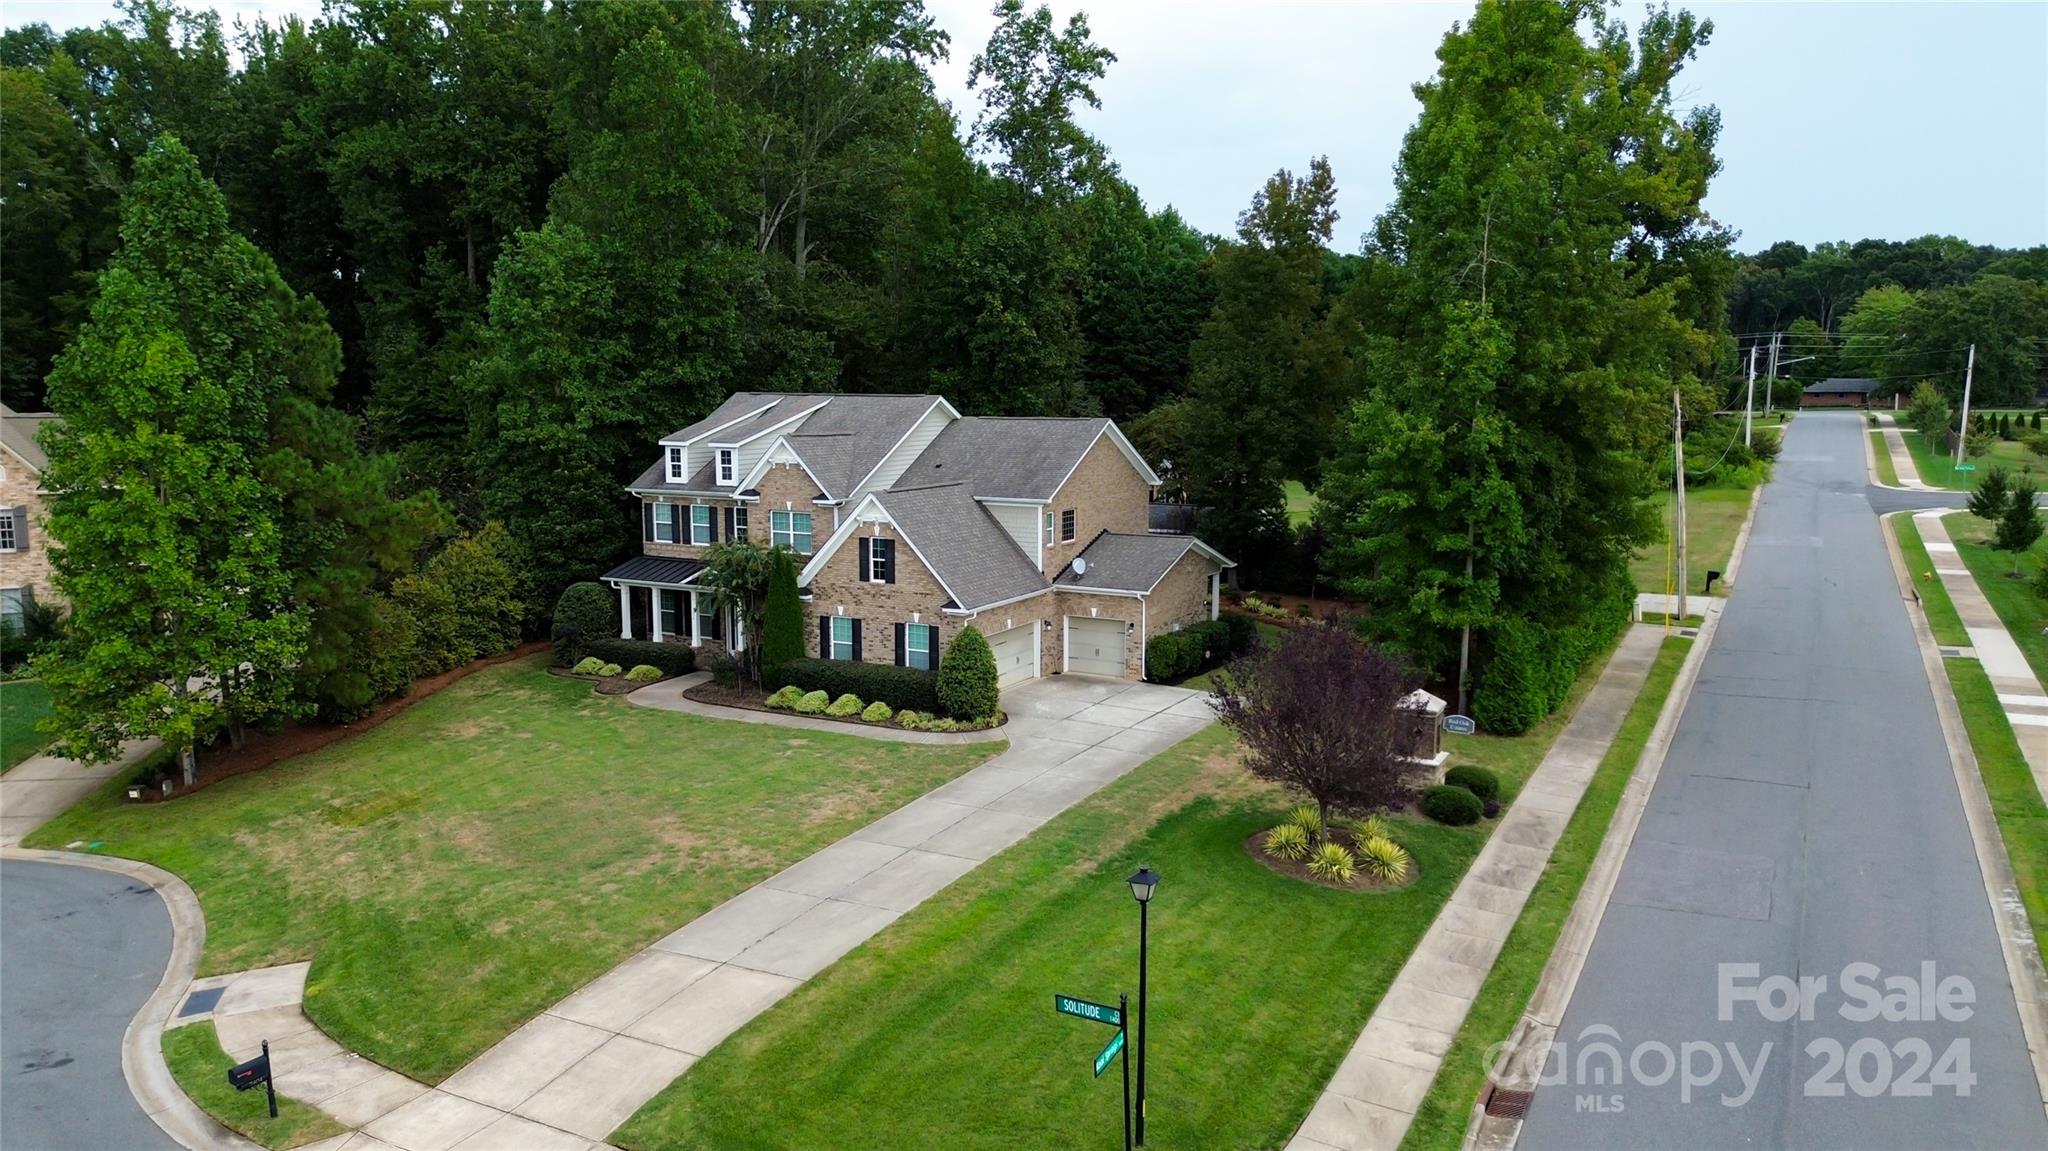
xmin=1094 ymin=1028 xmax=1126 ymax=1078
xmin=1444 ymin=714 xmax=1476 ymax=736
xmin=1055 ymin=994 xmax=1123 ymax=1027
xmin=1956 ymin=464 xmax=1978 ymax=472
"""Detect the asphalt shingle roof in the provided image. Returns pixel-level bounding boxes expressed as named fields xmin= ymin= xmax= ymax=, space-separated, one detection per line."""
xmin=892 ymin=417 xmax=1112 ymax=501
xmin=646 ymin=394 xmax=945 ymax=500
xmin=0 ymin=405 xmax=57 ymax=473
xmin=1805 ymin=378 xmax=1876 ymax=394
xmin=1056 ymin=533 xmax=1201 ymax=593
xmin=875 ymin=483 xmax=1050 ymax=611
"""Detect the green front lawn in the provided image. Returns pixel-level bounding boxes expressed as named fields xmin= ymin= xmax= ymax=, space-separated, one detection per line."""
xmin=1402 ymin=636 xmax=1692 ymax=1150
xmin=1949 ymin=513 xmax=2048 ymax=682
xmin=28 ymin=657 xmax=996 ymax=1082
xmin=1629 ymin=488 xmax=1752 ymax=597
xmin=1901 ymin=425 xmax=2044 ymax=491
xmin=1 ymin=678 xmax=53 ymax=770
xmin=1284 ymin=479 xmax=1317 ymax=528
xmin=616 ymin=646 xmax=1619 ymax=1151
xmin=163 ymin=1022 xmax=345 ymax=1150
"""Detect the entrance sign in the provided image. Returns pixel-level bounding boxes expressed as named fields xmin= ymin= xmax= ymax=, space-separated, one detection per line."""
xmin=1444 ymin=714 xmax=1476 ymax=736
xmin=1094 ymin=1028 xmax=1126 ymax=1078
xmin=1056 ymin=994 xmax=1123 ymax=1027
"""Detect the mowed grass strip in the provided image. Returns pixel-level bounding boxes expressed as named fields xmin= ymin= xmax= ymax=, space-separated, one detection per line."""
xmin=1629 ymin=488 xmax=1751 ymax=598
xmin=27 ymin=657 xmax=996 ymax=1081
xmin=1901 ymin=423 xmax=2045 ymax=492
xmin=1870 ymin=429 xmax=1902 ymax=487
xmin=1400 ymin=636 xmax=1693 ymax=1151
xmin=1892 ymin=516 xmax=1969 ymax=647
xmin=162 ymin=1022 xmax=345 ymax=1150
xmin=617 ymin=649 xmax=1617 ymax=1151
xmin=1 ymin=678 xmax=54 ymax=770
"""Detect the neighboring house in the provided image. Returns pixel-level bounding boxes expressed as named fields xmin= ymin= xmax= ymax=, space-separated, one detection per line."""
xmin=601 ymin=392 xmax=1235 ymax=685
xmin=1801 ymin=378 xmax=1874 ymax=408
xmin=0 ymin=405 xmax=60 ymax=631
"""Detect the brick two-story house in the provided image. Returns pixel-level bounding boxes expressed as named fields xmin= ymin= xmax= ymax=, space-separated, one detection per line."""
xmin=0 ymin=404 xmax=61 ymax=631
xmin=600 ymin=392 xmax=1234 ymax=685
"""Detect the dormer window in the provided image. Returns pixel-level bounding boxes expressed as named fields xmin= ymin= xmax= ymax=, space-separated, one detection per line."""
xmin=717 ymin=448 xmax=736 ymax=486
xmin=666 ymin=446 xmax=685 ymax=483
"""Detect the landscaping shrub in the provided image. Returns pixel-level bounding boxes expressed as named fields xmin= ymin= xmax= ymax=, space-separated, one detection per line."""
xmin=699 ymin=646 xmax=739 ymax=687
xmin=581 ymin=638 xmax=696 ymax=677
xmin=1443 ymin=764 xmax=1500 ymax=803
xmin=1420 ymin=784 xmax=1484 ymax=826
xmin=1219 ymin=613 xmax=1259 ymax=655
xmin=1483 ymin=798 xmax=1501 ymax=819
xmin=1263 ymin=822 xmax=1310 ymax=861
xmin=895 ymin=709 xmax=926 ymax=729
xmin=624 ymin=665 xmax=663 ymax=683
xmin=1344 ymin=812 xmax=1392 ymax=844
xmin=429 ymin=523 xmax=529 ymax=660
xmin=794 ymin=690 xmax=830 ymax=715
xmin=393 ymin=568 xmax=465 ymax=676
xmin=936 ymin=626 xmax=999 ymax=720
xmin=1145 ymin=632 xmax=1199 ymax=682
xmin=1285 ymin=803 xmax=1323 ymax=839
xmin=360 ymin=594 xmax=420 ymax=704
xmin=760 ymin=551 xmax=805 ymax=679
xmin=597 ymin=663 xmax=623 ymax=678
xmin=571 ymin=657 xmax=606 ymax=676
xmin=550 ymin=581 xmax=615 ymax=665
xmin=1358 ymin=835 xmax=1412 ymax=882
xmin=825 ymin=693 xmax=864 ymax=718
xmin=771 ymin=658 xmax=939 ymax=714
xmin=765 ymin=685 xmax=804 ymax=709
xmin=1306 ymin=842 xmax=1357 ymax=883
xmin=861 ymin=700 xmax=893 ymax=723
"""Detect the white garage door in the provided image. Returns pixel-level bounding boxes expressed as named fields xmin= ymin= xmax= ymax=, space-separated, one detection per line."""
xmin=1066 ymin=617 xmax=1126 ymax=679
xmin=986 ymin=623 xmax=1037 ymax=688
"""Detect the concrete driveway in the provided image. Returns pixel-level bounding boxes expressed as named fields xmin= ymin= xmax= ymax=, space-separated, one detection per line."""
xmin=1 ymin=858 xmax=178 ymax=1151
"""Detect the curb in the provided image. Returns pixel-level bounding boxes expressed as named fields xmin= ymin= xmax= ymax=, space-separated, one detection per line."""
xmin=1463 ymin=458 xmax=1766 ymax=1150
xmin=0 ymin=846 xmax=259 ymax=1151
xmin=1876 ymin=511 xmax=2048 ymax=1117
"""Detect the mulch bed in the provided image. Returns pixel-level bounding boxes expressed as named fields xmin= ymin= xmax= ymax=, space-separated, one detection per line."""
xmin=127 ymin=641 xmax=550 ymax=803
xmin=1240 ymin=829 xmax=1419 ymax=893
xmin=681 ymin=681 xmax=1007 ymax=732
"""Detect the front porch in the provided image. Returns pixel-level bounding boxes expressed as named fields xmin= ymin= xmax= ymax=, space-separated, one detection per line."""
xmin=600 ymin=555 xmax=742 ymax=652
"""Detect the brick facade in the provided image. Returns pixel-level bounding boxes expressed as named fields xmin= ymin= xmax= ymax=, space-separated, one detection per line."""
xmin=0 ymin=452 xmax=57 ymax=609
xmin=1146 ymin=549 xmax=1218 ymax=634
xmin=806 ymin=520 xmax=956 ymax=665
xmin=1042 ymin=436 xmax=1151 ymax=576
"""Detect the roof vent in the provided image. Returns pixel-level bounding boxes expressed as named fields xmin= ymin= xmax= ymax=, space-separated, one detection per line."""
xmin=1073 ymin=557 xmax=1087 ymax=575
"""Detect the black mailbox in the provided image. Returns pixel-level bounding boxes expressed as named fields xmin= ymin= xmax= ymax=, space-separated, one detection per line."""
xmin=227 ymin=1040 xmax=278 ymax=1117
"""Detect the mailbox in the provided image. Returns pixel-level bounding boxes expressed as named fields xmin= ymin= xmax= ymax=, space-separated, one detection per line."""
xmin=227 ymin=1040 xmax=278 ymax=1118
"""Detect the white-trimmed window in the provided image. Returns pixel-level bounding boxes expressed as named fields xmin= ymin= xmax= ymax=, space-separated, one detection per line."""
xmin=716 ymin=448 xmax=736 ymax=486
xmin=0 ymin=513 xmax=14 ymax=553
xmin=690 ymin=505 xmax=714 ymax=545
xmin=658 ymin=590 xmax=683 ymax=637
xmin=904 ymin=622 xmax=937 ymax=671
xmin=772 ymin=510 xmax=813 ymax=554
xmin=0 ymin=588 xmax=23 ymax=627
xmin=653 ymin=503 xmax=677 ymax=543
xmin=666 ymin=446 xmax=685 ymax=483
xmin=1043 ymin=511 xmax=1054 ymax=540
xmin=698 ymin=597 xmax=721 ymax=643
xmin=829 ymin=615 xmax=856 ymax=660
xmin=732 ymin=507 xmax=749 ymax=541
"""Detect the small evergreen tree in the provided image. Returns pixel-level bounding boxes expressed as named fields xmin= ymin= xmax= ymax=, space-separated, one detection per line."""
xmin=936 ymin=625 xmax=1000 ymax=720
xmin=1969 ymin=465 xmax=2013 ymax=521
xmin=760 ymin=550 xmax=805 ymax=679
xmin=551 ymin=581 xmax=616 ymax=665
xmin=1995 ymin=479 xmax=2042 ymax=576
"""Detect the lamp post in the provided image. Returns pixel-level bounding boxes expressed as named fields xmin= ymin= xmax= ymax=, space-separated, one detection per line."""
xmin=1127 ymin=865 xmax=1159 ymax=1145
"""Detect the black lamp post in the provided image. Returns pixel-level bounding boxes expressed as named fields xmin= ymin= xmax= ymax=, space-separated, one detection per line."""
xmin=1127 ymin=865 xmax=1160 ymax=1145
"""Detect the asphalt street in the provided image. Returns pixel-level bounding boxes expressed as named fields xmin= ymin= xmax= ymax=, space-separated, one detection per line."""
xmin=1521 ymin=412 xmax=2048 ymax=1149
xmin=1 ymin=858 xmax=178 ymax=1151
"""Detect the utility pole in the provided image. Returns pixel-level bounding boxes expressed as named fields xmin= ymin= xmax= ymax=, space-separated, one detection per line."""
xmin=1765 ymin=332 xmax=1781 ymax=415
xmin=1674 ymin=388 xmax=1688 ymax=619
xmin=1744 ymin=343 xmax=1758 ymax=448
xmin=1956 ymin=343 xmax=1977 ymax=466
xmin=1458 ymin=522 xmax=1474 ymax=716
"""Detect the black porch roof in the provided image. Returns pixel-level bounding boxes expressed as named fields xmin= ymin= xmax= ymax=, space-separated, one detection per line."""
xmin=601 ymin=555 xmax=705 ymax=585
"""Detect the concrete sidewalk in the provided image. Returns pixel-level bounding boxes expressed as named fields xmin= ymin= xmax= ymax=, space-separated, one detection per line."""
xmin=194 ymin=675 xmax=1212 ymax=1150
xmin=1285 ymin=624 xmax=1669 ymax=1151
xmin=1915 ymin=510 xmax=2048 ymax=801
xmin=1 ymin=737 xmax=160 ymax=847
xmin=1876 ymin=414 xmax=1938 ymax=490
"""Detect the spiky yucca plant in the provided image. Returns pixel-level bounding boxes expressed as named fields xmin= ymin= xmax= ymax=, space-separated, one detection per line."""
xmin=1358 ymin=835 xmax=1412 ymax=883
xmin=1306 ymin=842 xmax=1357 ymax=883
xmin=1264 ymin=822 xmax=1311 ymax=861
xmin=1286 ymin=803 xmax=1324 ymax=840
xmin=1345 ymin=813 xmax=1392 ymax=844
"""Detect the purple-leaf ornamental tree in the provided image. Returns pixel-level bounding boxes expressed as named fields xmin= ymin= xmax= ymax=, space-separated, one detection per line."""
xmin=1209 ymin=622 xmax=1416 ymax=833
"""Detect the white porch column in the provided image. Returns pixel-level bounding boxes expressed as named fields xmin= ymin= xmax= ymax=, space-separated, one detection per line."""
xmin=617 ymin=583 xmax=632 ymax=638
xmin=652 ymin=589 xmax=665 ymax=643
xmin=689 ymin=590 xmax=702 ymax=647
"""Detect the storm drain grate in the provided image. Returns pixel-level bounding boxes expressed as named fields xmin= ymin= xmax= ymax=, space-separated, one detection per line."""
xmin=178 ymin=987 xmax=224 ymax=1017
xmin=1483 ymin=1083 xmax=1534 ymax=1119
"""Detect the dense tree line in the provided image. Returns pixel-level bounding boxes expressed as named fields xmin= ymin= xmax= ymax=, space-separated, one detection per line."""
xmin=6 ymin=0 xmax=2042 ymax=747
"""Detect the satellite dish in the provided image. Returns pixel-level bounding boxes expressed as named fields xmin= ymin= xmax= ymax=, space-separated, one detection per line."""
xmin=1073 ymin=557 xmax=1088 ymax=575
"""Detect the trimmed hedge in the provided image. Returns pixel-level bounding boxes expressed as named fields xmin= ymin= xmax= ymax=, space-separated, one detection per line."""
xmin=550 ymin=581 xmax=616 ymax=665
xmin=1443 ymin=764 xmax=1500 ymax=803
xmin=581 ymin=637 xmax=697 ymax=677
xmin=936 ymin=626 xmax=1000 ymax=720
xmin=1471 ymin=582 xmax=1630 ymax=735
xmin=1145 ymin=617 xmax=1259 ymax=683
xmin=1420 ymin=784 xmax=1484 ymax=826
xmin=771 ymin=657 xmax=941 ymax=715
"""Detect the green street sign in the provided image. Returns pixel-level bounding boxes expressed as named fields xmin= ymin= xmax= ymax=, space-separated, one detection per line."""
xmin=1956 ymin=464 xmax=1978 ymax=472
xmin=1093 ymin=1028 xmax=1126 ymax=1078
xmin=1055 ymin=994 xmax=1123 ymax=1027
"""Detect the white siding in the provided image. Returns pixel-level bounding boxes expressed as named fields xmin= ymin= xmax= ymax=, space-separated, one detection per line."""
xmin=853 ymin=403 xmax=952 ymax=502
xmin=985 ymin=503 xmax=1040 ymax=568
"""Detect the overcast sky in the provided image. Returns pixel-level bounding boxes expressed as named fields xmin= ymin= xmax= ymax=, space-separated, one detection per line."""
xmin=11 ymin=0 xmax=2047 ymax=251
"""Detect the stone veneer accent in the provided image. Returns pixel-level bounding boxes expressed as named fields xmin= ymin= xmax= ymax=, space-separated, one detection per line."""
xmin=0 ymin=452 xmax=57 ymax=606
